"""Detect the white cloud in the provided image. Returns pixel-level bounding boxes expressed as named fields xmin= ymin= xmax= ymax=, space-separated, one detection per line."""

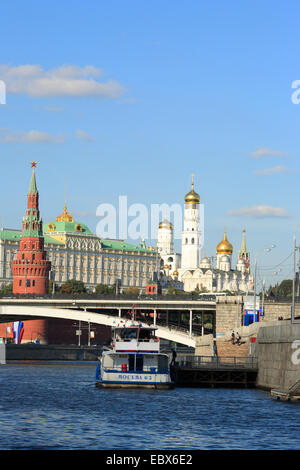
xmin=251 ymin=147 xmax=289 ymax=159
xmin=254 ymin=165 xmax=291 ymax=176
xmin=76 ymin=129 xmax=94 ymax=141
xmin=227 ymin=205 xmax=291 ymax=218
xmin=0 ymin=128 xmax=65 ymax=143
xmin=0 ymin=64 xmax=125 ymax=98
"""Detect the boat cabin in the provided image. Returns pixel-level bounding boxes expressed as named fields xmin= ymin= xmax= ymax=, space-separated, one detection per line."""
xmin=101 ymin=352 xmax=169 ymax=374
xmin=112 ymin=324 xmax=160 ymax=353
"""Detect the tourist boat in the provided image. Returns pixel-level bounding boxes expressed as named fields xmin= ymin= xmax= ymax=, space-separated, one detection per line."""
xmin=95 ymin=311 xmax=174 ymax=389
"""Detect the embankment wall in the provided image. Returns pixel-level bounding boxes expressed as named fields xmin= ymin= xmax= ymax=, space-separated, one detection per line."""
xmin=256 ymin=322 xmax=300 ymax=391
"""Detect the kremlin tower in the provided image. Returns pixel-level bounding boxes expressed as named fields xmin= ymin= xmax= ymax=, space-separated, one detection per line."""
xmin=238 ymin=229 xmax=250 ymax=273
xmin=12 ymin=162 xmax=51 ymax=295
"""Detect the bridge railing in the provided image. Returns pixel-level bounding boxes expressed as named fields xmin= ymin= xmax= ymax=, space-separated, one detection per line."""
xmin=0 ymin=293 xmax=217 ymax=302
xmin=176 ymin=355 xmax=258 ymax=370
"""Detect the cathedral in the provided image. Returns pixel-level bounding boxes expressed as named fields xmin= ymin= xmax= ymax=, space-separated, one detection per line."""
xmin=157 ymin=176 xmax=253 ymax=294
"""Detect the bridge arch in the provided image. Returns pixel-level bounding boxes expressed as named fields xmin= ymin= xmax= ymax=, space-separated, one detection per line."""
xmin=0 ymin=305 xmax=196 ymax=347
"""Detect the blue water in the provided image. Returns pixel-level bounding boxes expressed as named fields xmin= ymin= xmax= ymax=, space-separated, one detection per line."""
xmin=0 ymin=363 xmax=299 ymax=450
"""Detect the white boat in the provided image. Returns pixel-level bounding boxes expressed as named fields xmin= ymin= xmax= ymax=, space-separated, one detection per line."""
xmin=95 ymin=313 xmax=174 ymax=389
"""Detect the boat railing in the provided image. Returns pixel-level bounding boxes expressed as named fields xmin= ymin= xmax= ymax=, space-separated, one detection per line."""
xmin=115 ymin=338 xmax=158 ymax=343
xmin=176 ymin=355 xmax=258 ymax=370
xmin=102 ymin=365 xmax=169 ymax=373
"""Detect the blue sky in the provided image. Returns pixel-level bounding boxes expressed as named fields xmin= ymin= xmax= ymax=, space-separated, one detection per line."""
xmin=0 ymin=0 xmax=300 ymax=286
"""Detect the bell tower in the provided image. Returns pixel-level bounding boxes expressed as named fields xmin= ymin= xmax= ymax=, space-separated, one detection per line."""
xmin=180 ymin=174 xmax=202 ymax=270
xmin=12 ymin=162 xmax=51 ymax=295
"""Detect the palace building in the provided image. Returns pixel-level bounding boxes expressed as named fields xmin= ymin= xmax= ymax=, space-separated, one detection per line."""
xmin=0 ymin=175 xmax=158 ymax=294
xmin=0 ymin=163 xmax=159 ymax=344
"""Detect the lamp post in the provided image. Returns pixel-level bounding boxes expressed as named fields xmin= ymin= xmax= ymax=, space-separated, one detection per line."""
xmin=292 ymin=233 xmax=300 ymax=324
xmin=261 ymin=269 xmax=281 ymax=319
xmin=253 ymin=245 xmax=276 ymax=324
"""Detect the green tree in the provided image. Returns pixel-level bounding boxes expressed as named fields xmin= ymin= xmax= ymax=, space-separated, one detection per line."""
xmin=167 ymin=286 xmax=186 ymax=296
xmin=0 ymin=283 xmax=13 ymax=295
xmin=123 ymin=287 xmax=140 ymax=297
xmin=267 ymin=279 xmax=293 ymax=298
xmin=60 ymin=279 xmax=86 ymax=294
xmin=95 ymin=283 xmax=115 ymax=295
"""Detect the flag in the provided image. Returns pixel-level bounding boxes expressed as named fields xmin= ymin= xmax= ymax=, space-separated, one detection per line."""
xmin=13 ymin=321 xmax=24 ymax=344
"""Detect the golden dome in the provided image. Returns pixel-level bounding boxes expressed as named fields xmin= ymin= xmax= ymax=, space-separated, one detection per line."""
xmin=216 ymin=231 xmax=233 ymax=255
xmin=159 ymin=219 xmax=173 ymax=229
xmin=56 ymin=204 xmax=74 ymax=223
xmin=173 ymin=269 xmax=179 ymax=276
xmin=184 ymin=174 xmax=200 ymax=204
xmin=164 ymin=264 xmax=170 ymax=270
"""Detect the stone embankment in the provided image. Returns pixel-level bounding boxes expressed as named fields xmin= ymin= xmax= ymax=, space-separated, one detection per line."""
xmin=256 ymin=321 xmax=300 ymax=391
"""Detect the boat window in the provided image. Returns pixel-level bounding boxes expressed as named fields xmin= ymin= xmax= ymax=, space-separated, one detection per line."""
xmin=121 ymin=328 xmax=137 ymax=340
xmin=139 ymin=329 xmax=156 ymax=341
xmin=158 ymin=355 xmax=168 ymax=372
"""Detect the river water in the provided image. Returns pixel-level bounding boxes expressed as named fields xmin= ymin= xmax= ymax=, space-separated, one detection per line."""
xmin=0 ymin=362 xmax=299 ymax=450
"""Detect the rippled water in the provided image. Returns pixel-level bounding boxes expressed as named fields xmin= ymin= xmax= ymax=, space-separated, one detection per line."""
xmin=0 ymin=363 xmax=299 ymax=450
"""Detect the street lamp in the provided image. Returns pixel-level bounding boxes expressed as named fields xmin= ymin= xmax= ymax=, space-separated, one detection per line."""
xmin=292 ymin=233 xmax=300 ymax=324
xmin=261 ymin=269 xmax=281 ymax=318
xmin=253 ymin=245 xmax=276 ymax=324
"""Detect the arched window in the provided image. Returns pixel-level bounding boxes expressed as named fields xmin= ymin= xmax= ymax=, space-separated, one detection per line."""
xmin=191 ymin=238 xmax=195 ymax=244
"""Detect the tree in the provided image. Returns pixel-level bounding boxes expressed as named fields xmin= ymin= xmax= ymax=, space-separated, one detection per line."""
xmin=267 ymin=279 xmax=293 ymax=298
xmin=60 ymin=279 xmax=86 ymax=294
xmin=167 ymin=286 xmax=186 ymax=296
xmin=95 ymin=283 xmax=115 ymax=295
xmin=123 ymin=287 xmax=140 ymax=297
xmin=0 ymin=283 xmax=13 ymax=295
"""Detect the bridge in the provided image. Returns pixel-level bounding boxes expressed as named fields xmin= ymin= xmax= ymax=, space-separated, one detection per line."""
xmin=0 ymin=297 xmax=216 ymax=348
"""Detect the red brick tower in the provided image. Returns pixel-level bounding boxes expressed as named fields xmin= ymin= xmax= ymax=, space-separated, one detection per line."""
xmin=12 ymin=162 xmax=51 ymax=295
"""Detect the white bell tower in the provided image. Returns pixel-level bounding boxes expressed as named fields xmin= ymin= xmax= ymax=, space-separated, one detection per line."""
xmin=180 ymin=174 xmax=202 ymax=271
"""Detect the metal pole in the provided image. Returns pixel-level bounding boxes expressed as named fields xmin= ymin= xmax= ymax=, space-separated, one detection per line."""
xmin=154 ymin=309 xmax=157 ymax=327
xmin=189 ymin=309 xmax=192 ymax=338
xmin=253 ymin=257 xmax=257 ymax=324
xmin=52 ymin=270 xmax=55 ymax=298
xmin=292 ymin=233 xmax=296 ymax=324
xmin=78 ymin=320 xmax=81 ymax=347
xmin=262 ymin=279 xmax=265 ymax=319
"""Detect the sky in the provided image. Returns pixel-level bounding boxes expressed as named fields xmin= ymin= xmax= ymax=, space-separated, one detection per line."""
xmin=0 ymin=0 xmax=300 ymax=287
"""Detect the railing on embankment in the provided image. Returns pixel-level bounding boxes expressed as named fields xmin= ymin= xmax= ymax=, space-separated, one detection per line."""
xmin=173 ymin=355 xmax=258 ymax=388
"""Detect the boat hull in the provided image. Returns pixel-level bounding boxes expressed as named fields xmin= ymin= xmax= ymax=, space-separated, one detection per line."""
xmin=96 ymin=381 xmax=174 ymax=390
xmin=96 ymin=368 xmax=174 ymax=389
